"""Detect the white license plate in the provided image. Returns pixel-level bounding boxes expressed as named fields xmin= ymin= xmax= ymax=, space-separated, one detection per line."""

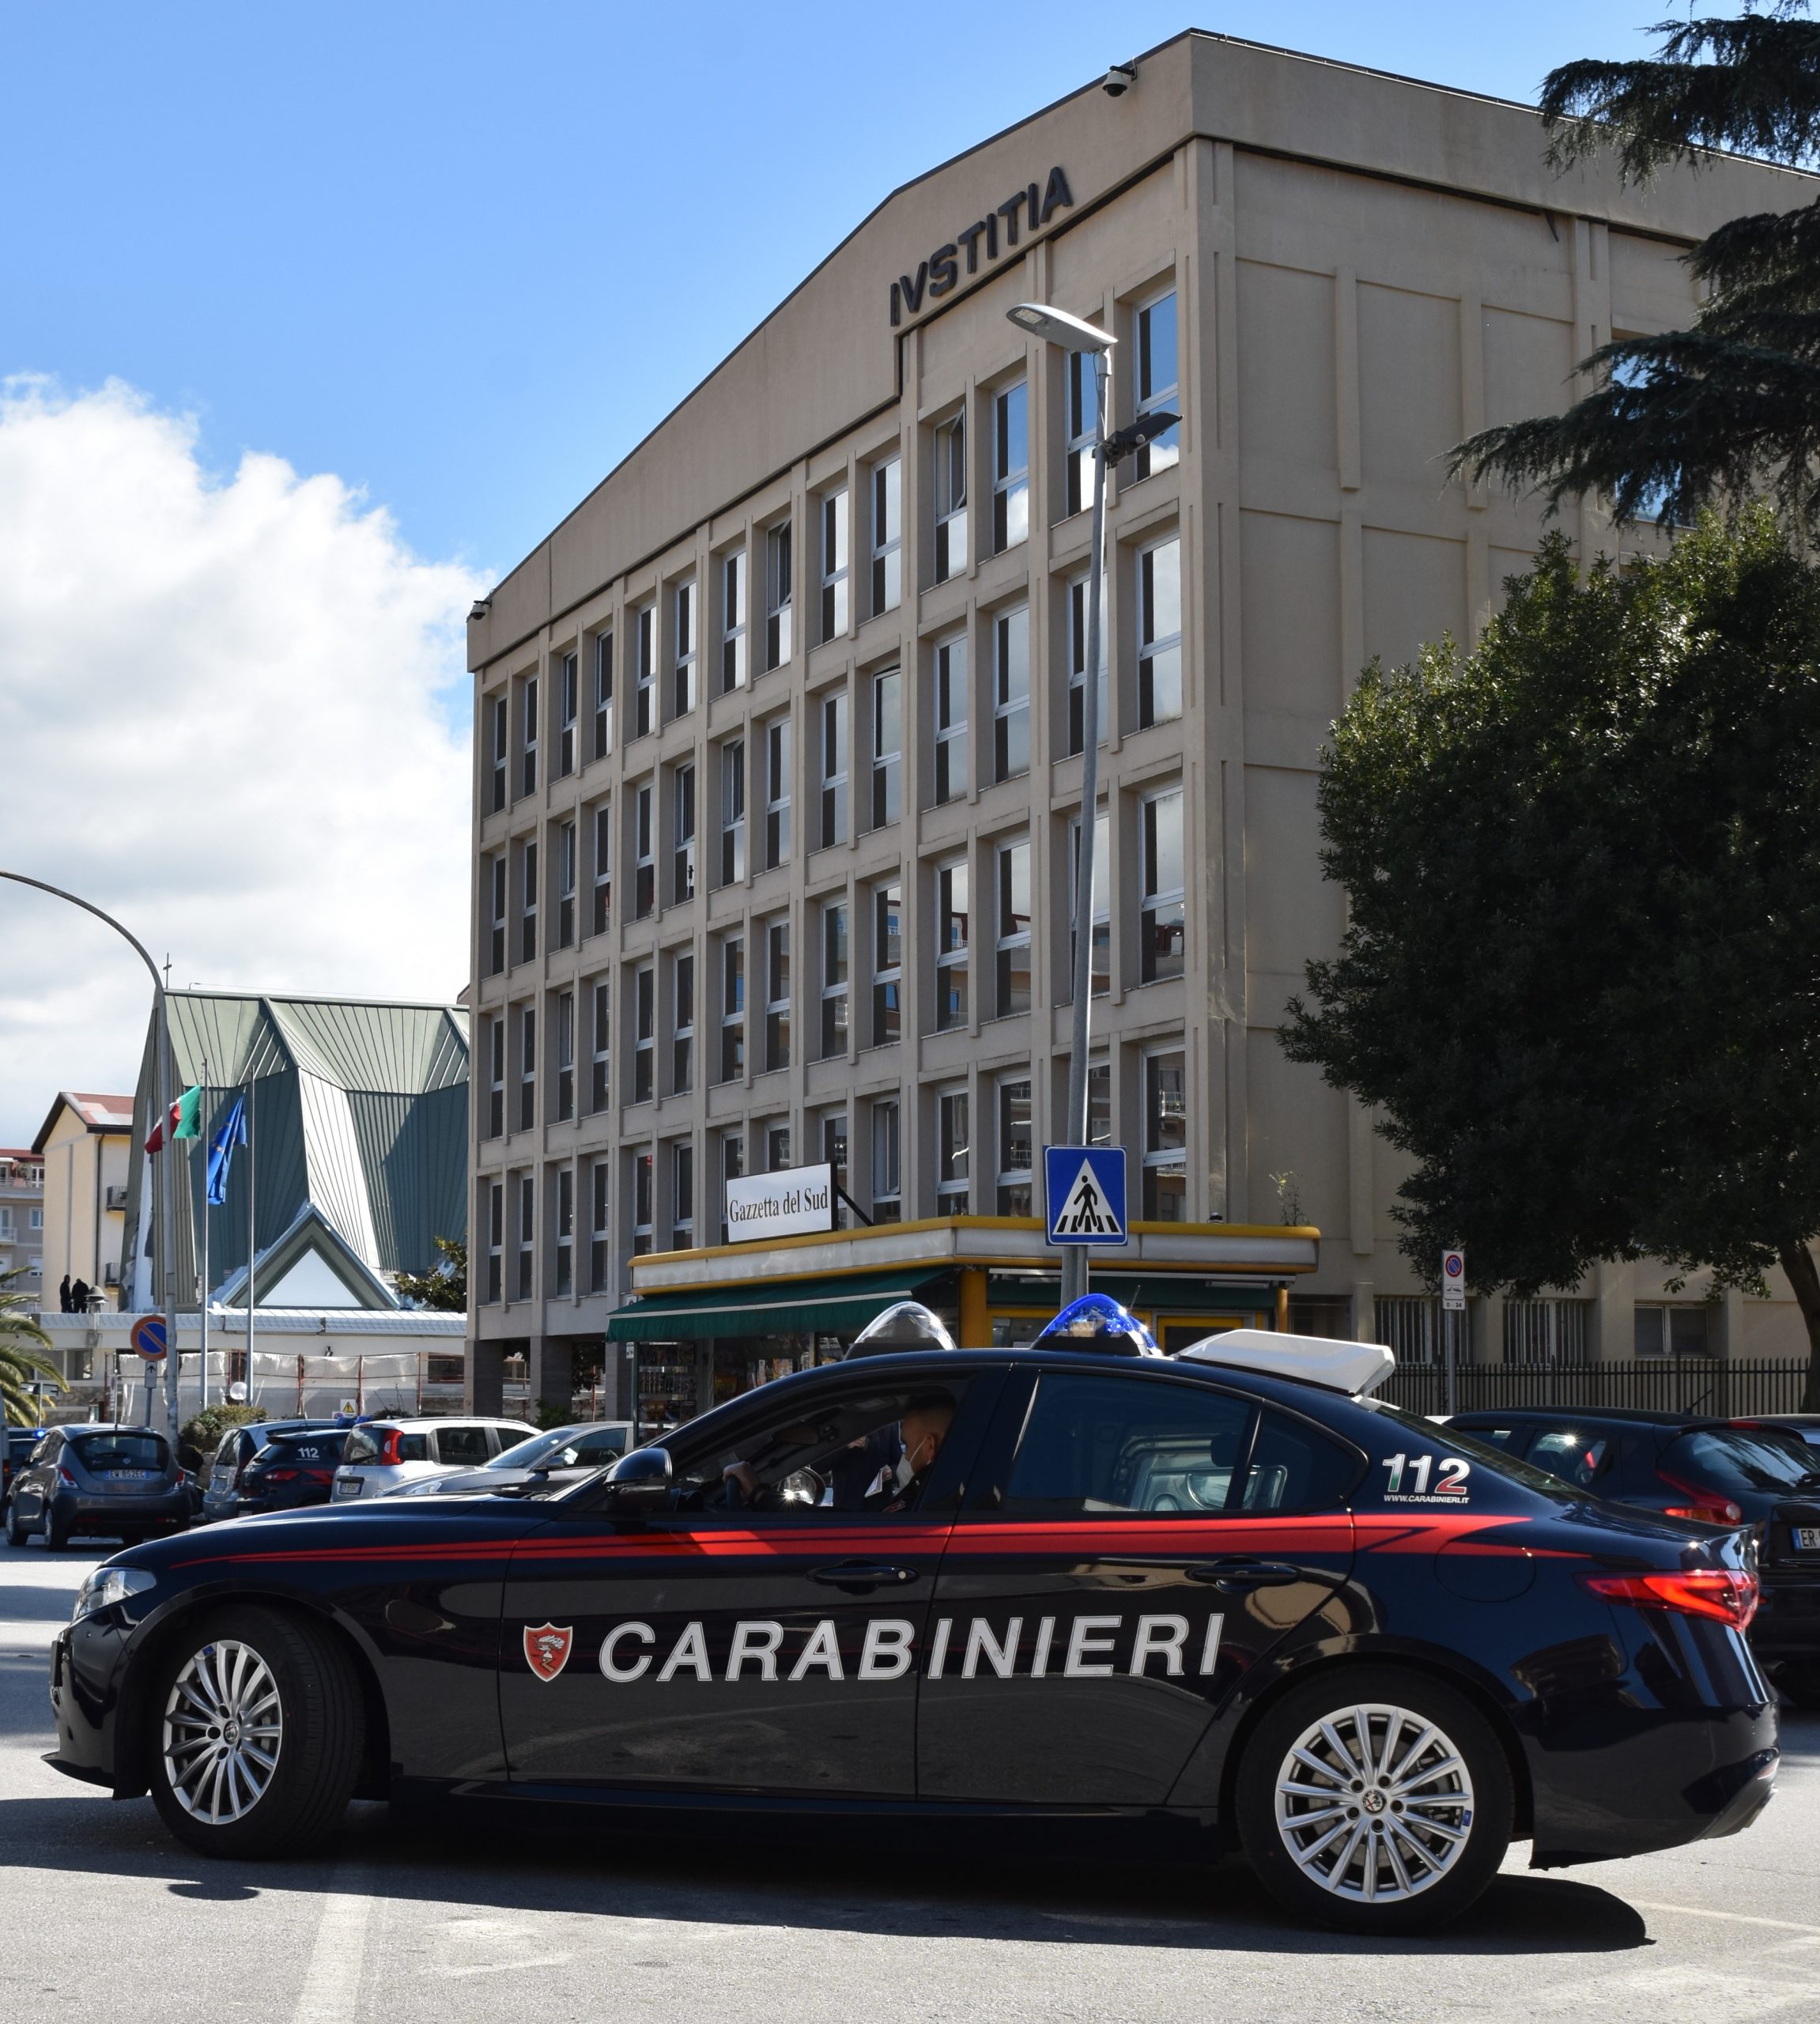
xmin=333 ymin=1478 xmax=363 ymax=1499
xmin=108 ymin=1471 xmax=157 ymax=1482
xmin=1795 ymin=1527 xmax=1820 ymax=1551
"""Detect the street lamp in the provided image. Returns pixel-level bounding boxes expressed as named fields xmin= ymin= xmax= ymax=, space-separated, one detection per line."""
xmin=0 ymin=872 xmax=179 ymax=1439
xmin=1005 ymin=304 xmax=1178 ymax=1302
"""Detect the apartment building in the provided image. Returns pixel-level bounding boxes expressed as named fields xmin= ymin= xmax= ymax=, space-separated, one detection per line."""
xmin=466 ymin=31 xmax=1811 ymax=1417
xmin=33 ymin=1091 xmax=133 ymax=1309
xmin=0 ymin=1147 xmax=44 ymax=1301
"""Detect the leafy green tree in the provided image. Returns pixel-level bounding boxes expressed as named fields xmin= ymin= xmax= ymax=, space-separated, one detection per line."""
xmin=0 ymin=1267 xmax=62 ymax=1426
xmin=392 ymin=1235 xmax=466 ymax=1312
xmin=179 ymin=1402 xmax=267 ymax=1452
xmin=1281 ymin=513 xmax=1820 ymax=1405
xmin=1456 ymin=6 xmax=1820 ymax=531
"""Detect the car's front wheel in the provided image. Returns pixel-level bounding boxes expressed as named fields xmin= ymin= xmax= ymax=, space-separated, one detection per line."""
xmin=147 ymin=1605 xmax=364 ymax=1858
xmin=1236 ymin=1665 xmax=1512 ymax=1934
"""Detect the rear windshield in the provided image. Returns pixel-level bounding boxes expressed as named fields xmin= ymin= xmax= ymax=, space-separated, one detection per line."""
xmin=1665 ymin=1429 xmax=1820 ymax=1496
xmin=258 ymin=1431 xmax=348 ymax=1466
xmin=341 ymin=1429 xmax=427 ymax=1465
xmin=74 ymin=1433 xmax=168 ymax=1472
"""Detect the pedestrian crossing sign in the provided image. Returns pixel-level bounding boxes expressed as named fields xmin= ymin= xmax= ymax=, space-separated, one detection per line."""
xmin=1044 ymin=1145 xmax=1128 ymax=1247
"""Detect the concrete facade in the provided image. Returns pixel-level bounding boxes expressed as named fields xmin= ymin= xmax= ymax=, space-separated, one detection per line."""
xmin=466 ymin=31 xmax=1817 ymax=1398
xmin=32 ymin=1093 xmax=132 ymax=1309
xmin=0 ymin=1147 xmax=44 ymax=1301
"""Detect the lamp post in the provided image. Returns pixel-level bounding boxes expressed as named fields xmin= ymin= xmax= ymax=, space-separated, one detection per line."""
xmin=0 ymin=872 xmax=179 ymax=1438
xmin=1003 ymin=305 xmax=1179 ymax=1303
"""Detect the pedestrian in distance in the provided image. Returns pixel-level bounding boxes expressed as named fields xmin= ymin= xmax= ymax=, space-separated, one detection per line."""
xmin=59 ymin=1274 xmax=72 ymax=1313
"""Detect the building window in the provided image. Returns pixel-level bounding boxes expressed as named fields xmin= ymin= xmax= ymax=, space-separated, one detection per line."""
xmin=1142 ymin=1048 xmax=1188 ymax=1220
xmin=765 ymin=717 xmax=791 ymax=868
xmin=486 ymin=855 xmax=506 ymax=976
xmin=1069 ymin=809 xmax=1110 ymax=999
xmin=938 ymin=1089 xmax=969 ymax=1214
xmin=590 ymin=1160 xmax=610 ymax=1291
xmin=591 ymin=802 xmax=611 ymax=935
xmin=515 ymin=1174 xmax=534 ymax=1299
xmin=520 ymin=675 xmax=539 ymax=798
xmin=719 ymin=1132 xmax=744 ymax=1244
xmin=671 ymin=1142 xmax=694 ymax=1250
xmin=765 ymin=519 xmax=792 ymax=669
xmin=590 ymin=980 xmax=610 ymax=1111
xmin=518 ymin=1005 xmax=537 ymax=1131
xmin=935 ymin=634 xmax=967 ymax=804
xmin=871 ymin=458 xmax=901 ymax=614
xmin=485 ymin=1014 xmax=504 ymax=1138
xmin=871 ymin=880 xmax=901 ymax=1045
xmin=821 ymin=1110 xmax=849 ymax=1206
xmin=991 ymin=380 xmax=1028 ymax=552
xmin=765 ymin=1123 xmax=791 ymax=1172
xmin=936 ymin=859 xmax=969 ymax=1031
xmin=672 ymin=578 xmax=698 ymax=719
xmin=993 ymin=605 xmax=1029 ymax=781
xmin=719 ymin=935 xmax=744 ymax=1082
xmin=634 ymin=604 xmax=655 ymax=739
xmin=870 ymin=669 xmax=901 ymax=829
xmin=820 ymin=489 xmax=848 ymax=641
xmin=519 ymin=839 xmax=538 ymax=963
xmin=1067 ymin=570 xmax=1108 ymax=755
xmin=995 ymin=838 xmax=1031 ymax=1017
xmin=557 ymin=819 xmax=576 ymax=949
xmin=721 ymin=549 xmax=746 ymax=693
xmin=765 ymin=918 xmax=791 ymax=1071
xmin=632 ymin=1150 xmax=654 ymax=1257
xmin=820 ymin=901 xmax=848 ymax=1058
xmin=592 ymin=629 xmax=614 ymax=760
xmin=485 ymin=1181 xmax=503 ymax=1303
xmin=1506 ymin=1300 xmax=1591 ymax=1366
xmin=489 ymin=693 xmax=508 ymax=814
xmin=633 ymin=782 xmax=655 ymax=919
xmin=557 ymin=651 xmax=578 ymax=778
xmin=1065 ymin=349 xmax=1100 ymax=519
xmin=672 ymin=949 xmax=695 ymax=1093
xmin=819 ymin=691 xmax=848 ymax=848
xmin=1375 ymin=1297 xmax=1440 ymax=1366
xmin=554 ymin=1165 xmax=574 ymax=1297
xmin=996 ymin=1077 xmax=1033 ymax=1214
xmin=1088 ymin=1057 xmax=1111 ymax=1146
xmin=632 ymin=965 xmax=655 ymax=1105
xmin=1138 ymin=536 xmax=1182 ymax=729
xmin=871 ymin=1099 xmax=901 ymax=1222
xmin=1133 ymin=289 xmax=1180 ymax=481
xmin=933 ymin=413 xmax=967 ymax=582
xmin=555 ymin=989 xmax=575 ymax=1122
xmin=1140 ymin=787 xmax=1185 ymax=984
xmin=673 ymin=761 xmax=697 ymax=903
xmin=1635 ymin=1305 xmax=1712 ymax=1358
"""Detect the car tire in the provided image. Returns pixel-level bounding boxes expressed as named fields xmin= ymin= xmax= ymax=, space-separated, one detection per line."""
xmin=147 ymin=1605 xmax=365 ymax=1859
xmin=44 ymin=1507 xmax=70 ymax=1552
xmin=3 ymin=1499 xmax=28 ymax=1547
xmin=1235 ymin=1665 xmax=1512 ymax=1935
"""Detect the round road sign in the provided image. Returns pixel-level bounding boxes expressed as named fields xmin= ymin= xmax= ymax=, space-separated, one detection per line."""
xmin=129 ymin=1316 xmax=168 ymax=1362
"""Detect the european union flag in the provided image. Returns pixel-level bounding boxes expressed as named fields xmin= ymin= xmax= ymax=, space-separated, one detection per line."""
xmin=206 ymin=1095 xmax=247 ymax=1206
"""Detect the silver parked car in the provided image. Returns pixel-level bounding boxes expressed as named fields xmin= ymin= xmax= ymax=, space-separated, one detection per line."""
xmin=383 ymin=1421 xmax=635 ymax=1498
xmin=329 ymin=1417 xmax=537 ymax=1501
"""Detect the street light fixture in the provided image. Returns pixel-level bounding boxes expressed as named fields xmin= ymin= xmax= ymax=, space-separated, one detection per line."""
xmin=1007 ymin=302 xmax=1182 ymax=1301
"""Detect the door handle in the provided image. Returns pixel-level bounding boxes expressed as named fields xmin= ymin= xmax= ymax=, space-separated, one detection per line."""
xmin=1188 ymin=1558 xmax=1308 ymax=1588
xmin=809 ymin=1561 xmax=921 ymax=1592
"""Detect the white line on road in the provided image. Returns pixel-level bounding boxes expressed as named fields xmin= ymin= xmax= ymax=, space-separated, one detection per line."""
xmin=1628 ymin=1900 xmax=1820 ymax=1938
xmin=293 ymin=1864 xmax=376 ymax=2024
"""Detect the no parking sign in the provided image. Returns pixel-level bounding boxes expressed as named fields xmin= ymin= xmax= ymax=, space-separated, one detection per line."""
xmin=130 ymin=1315 xmax=168 ymax=1362
xmin=1441 ymin=1249 xmax=1466 ymax=1312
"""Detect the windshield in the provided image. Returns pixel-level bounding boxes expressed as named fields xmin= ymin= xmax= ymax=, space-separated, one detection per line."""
xmin=491 ymin=1429 xmax=571 ymax=1469
xmin=256 ymin=1431 xmax=348 ymax=1466
xmin=73 ymin=1432 xmax=169 ymax=1472
xmin=1665 ymin=1429 xmax=1820 ymax=1496
xmin=1363 ymin=1403 xmax=1585 ymax=1501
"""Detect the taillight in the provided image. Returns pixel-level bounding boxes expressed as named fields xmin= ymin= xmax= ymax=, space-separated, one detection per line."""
xmin=378 ymin=1429 xmax=402 ymax=1466
xmin=58 ymin=1467 xmax=77 ymax=1488
xmin=1656 ymin=1470 xmax=1743 ymax=1526
xmin=303 ymin=1468 xmax=334 ymax=1484
xmin=1585 ymin=1568 xmax=1759 ymax=1629
xmin=266 ymin=1468 xmax=298 ymax=1483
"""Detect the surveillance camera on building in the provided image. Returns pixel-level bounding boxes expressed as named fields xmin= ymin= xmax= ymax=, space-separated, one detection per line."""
xmin=1103 ymin=62 xmax=1135 ymax=97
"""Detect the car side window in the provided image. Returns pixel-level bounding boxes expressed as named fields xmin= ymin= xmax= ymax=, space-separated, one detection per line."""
xmin=1525 ymin=1428 xmax=1610 ymax=1489
xmin=1244 ymin=1408 xmax=1361 ymax=1512
xmin=1002 ymin=1373 xmax=1255 ymax=1518
xmin=436 ymin=1425 xmax=491 ymax=1467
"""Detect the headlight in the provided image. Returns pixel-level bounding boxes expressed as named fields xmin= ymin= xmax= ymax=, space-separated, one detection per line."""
xmin=72 ymin=1566 xmax=157 ymax=1622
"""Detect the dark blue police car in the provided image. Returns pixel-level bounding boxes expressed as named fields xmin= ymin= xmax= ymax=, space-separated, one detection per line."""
xmin=47 ymin=1298 xmax=1777 ymax=1933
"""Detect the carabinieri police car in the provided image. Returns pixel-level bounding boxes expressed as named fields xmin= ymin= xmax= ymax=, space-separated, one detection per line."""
xmin=48 ymin=1297 xmax=1777 ymax=1933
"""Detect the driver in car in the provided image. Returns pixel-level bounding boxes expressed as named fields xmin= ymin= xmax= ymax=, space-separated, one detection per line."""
xmin=718 ymin=1392 xmax=955 ymax=1513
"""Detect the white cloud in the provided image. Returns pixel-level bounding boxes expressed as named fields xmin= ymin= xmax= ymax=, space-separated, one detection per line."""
xmin=0 ymin=377 xmax=485 ymax=1146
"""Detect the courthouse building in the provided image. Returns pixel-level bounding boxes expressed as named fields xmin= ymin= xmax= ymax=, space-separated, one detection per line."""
xmin=466 ymin=31 xmax=1812 ymax=1421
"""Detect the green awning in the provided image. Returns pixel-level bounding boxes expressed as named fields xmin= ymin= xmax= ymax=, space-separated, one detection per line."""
xmin=606 ymin=1269 xmax=947 ymax=1342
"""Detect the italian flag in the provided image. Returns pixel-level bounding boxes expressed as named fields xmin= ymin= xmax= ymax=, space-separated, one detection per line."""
xmin=143 ymin=1085 xmax=203 ymax=1154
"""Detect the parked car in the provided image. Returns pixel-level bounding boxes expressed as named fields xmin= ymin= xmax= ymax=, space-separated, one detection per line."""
xmin=1448 ymin=1407 xmax=1820 ymax=1705
xmin=3 ymin=1424 xmax=189 ymax=1549
xmin=233 ymin=1427 xmax=353 ymax=1516
xmin=2 ymin=1425 xmax=51 ymax=1515
xmin=383 ymin=1421 xmax=634 ymax=1498
xmin=1736 ymin=1414 xmax=1820 ymax=1454
xmin=202 ymin=1420 xmax=345 ymax=1524
xmin=330 ymin=1417 xmax=538 ymax=1501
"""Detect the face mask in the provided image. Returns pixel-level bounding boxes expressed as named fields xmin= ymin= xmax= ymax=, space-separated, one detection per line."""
xmin=895 ymin=1433 xmax=929 ymax=1487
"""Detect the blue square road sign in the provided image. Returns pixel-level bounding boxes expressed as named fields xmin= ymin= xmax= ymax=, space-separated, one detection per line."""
xmin=1044 ymin=1145 xmax=1128 ymax=1246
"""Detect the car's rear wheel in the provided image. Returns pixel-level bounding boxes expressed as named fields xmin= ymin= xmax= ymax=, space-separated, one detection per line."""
xmin=43 ymin=1506 xmax=70 ymax=1551
xmin=1236 ymin=1666 xmax=1512 ymax=1934
xmin=148 ymin=1605 xmax=364 ymax=1858
xmin=3 ymin=1499 xmax=28 ymax=1547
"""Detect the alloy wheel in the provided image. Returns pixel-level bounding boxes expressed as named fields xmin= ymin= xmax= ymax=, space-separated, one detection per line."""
xmin=160 ymin=1639 xmax=284 ymax=1825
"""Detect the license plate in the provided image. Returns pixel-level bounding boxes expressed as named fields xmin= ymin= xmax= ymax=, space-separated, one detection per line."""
xmin=1795 ymin=1527 xmax=1820 ymax=1551
xmin=333 ymin=1479 xmax=363 ymax=1499
xmin=107 ymin=1471 xmax=157 ymax=1482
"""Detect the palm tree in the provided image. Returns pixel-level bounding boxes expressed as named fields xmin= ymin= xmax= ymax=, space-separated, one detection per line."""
xmin=0 ymin=1267 xmax=62 ymax=1426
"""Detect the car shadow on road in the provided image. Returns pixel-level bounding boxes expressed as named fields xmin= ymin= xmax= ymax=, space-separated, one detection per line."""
xmin=0 ymin=1788 xmax=1648 ymax=1957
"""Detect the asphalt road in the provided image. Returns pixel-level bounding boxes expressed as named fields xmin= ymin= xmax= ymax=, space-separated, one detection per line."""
xmin=6 ymin=1535 xmax=1820 ymax=2024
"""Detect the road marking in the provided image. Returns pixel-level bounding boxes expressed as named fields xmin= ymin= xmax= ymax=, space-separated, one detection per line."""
xmin=437 ymin=1956 xmax=576 ymax=1978
xmin=293 ymin=1864 xmax=375 ymax=2024
xmin=1629 ymin=1901 xmax=1820 ymax=1938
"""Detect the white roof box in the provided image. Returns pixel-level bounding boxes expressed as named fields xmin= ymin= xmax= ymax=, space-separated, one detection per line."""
xmin=1173 ymin=1328 xmax=1395 ymax=1397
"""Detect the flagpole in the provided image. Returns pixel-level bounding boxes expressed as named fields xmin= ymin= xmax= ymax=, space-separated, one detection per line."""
xmin=198 ymin=1056 xmax=210 ymax=1411
xmin=247 ymin=1073 xmax=256 ymax=1398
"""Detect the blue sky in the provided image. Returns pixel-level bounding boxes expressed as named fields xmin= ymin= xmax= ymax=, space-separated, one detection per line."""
xmin=2 ymin=2 xmax=1653 ymax=586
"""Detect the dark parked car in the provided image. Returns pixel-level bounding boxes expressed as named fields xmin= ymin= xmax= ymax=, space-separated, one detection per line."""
xmin=202 ymin=1421 xmax=344 ymax=1524
xmin=1736 ymin=1414 xmax=1820 ymax=1455
xmin=6 ymin=1424 xmax=188 ymax=1549
xmin=3 ymin=1425 xmax=48 ymax=1514
xmin=1448 ymin=1408 xmax=1820 ymax=1705
xmin=234 ymin=1428 xmax=352 ymax=1516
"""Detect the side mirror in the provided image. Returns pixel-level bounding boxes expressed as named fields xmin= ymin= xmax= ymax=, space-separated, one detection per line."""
xmin=599 ymin=1444 xmax=673 ymax=1514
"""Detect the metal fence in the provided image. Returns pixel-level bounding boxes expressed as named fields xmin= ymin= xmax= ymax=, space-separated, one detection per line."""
xmin=1380 ymin=1358 xmax=1812 ymax=1419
